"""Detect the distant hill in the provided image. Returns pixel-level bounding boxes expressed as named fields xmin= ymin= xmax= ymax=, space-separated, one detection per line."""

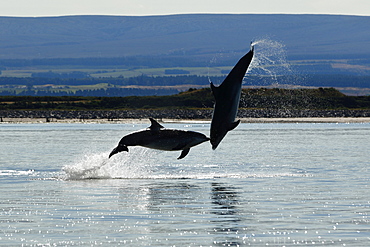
xmin=1 ymin=14 xmax=370 ymax=95
xmin=1 ymin=88 xmax=370 ymax=111
xmin=0 ymin=14 xmax=369 ymax=60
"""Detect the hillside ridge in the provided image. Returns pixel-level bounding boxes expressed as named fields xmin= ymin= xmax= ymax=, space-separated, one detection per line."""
xmin=1 ymin=14 xmax=369 ymax=59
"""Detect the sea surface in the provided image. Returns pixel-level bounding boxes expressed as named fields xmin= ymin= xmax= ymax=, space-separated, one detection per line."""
xmin=0 ymin=122 xmax=369 ymax=246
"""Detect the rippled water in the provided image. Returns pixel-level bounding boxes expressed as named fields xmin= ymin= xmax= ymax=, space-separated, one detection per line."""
xmin=1 ymin=122 xmax=369 ymax=246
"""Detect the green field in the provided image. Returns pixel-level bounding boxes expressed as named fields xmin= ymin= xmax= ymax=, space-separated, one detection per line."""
xmin=1 ymin=58 xmax=370 ymax=97
xmin=0 ymin=66 xmax=232 ymax=78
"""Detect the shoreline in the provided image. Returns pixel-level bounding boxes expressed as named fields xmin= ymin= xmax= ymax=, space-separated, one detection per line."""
xmin=1 ymin=117 xmax=370 ymax=124
xmin=1 ymin=109 xmax=370 ymax=124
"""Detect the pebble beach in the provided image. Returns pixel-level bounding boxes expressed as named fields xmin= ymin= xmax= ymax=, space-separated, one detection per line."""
xmin=1 ymin=109 xmax=370 ymax=123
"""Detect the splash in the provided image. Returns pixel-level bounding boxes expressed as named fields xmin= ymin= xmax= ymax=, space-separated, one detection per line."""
xmin=208 ymin=38 xmax=297 ymax=86
xmin=0 ymin=169 xmax=35 ymax=176
xmin=62 ymin=148 xmax=154 ymax=180
xmin=249 ymin=38 xmax=293 ymax=80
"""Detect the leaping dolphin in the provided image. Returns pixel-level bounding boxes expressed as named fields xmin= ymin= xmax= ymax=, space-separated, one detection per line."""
xmin=210 ymin=45 xmax=254 ymax=150
xmin=109 ymin=118 xmax=210 ymax=159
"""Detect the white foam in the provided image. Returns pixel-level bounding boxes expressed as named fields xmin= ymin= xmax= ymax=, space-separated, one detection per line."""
xmin=61 ymin=147 xmax=311 ymax=180
xmin=125 ymin=172 xmax=310 ymax=180
xmin=0 ymin=169 xmax=35 ymax=176
xmin=62 ymin=148 xmax=154 ymax=180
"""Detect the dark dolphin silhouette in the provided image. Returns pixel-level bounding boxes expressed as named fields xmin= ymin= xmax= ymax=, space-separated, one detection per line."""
xmin=109 ymin=118 xmax=210 ymax=159
xmin=210 ymin=45 xmax=254 ymax=149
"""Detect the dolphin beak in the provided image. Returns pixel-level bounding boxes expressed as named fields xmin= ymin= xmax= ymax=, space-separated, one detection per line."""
xmin=109 ymin=145 xmax=128 ymax=158
xmin=109 ymin=148 xmax=119 ymax=158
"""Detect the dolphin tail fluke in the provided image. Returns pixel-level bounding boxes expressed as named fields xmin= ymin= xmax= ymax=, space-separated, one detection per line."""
xmin=177 ymin=148 xmax=190 ymax=160
xmin=228 ymin=120 xmax=240 ymax=131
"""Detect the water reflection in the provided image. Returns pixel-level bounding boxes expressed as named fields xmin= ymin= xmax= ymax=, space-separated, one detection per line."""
xmin=210 ymin=182 xmax=244 ymax=246
xmin=147 ymin=181 xmax=200 ymax=209
xmin=143 ymin=181 xmax=206 ymax=246
xmin=108 ymin=180 xmax=247 ymax=246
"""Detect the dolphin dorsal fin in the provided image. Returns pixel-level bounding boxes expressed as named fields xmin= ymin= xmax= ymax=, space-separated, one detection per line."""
xmin=210 ymin=81 xmax=221 ymax=99
xmin=149 ymin=118 xmax=164 ymax=131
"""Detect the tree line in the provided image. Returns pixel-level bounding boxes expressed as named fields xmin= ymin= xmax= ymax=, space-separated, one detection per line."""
xmin=1 ymin=88 xmax=369 ymax=111
xmin=1 ymin=74 xmax=369 ymax=89
xmin=0 ymin=87 xmax=178 ymax=97
xmin=0 ymin=75 xmax=215 ymax=86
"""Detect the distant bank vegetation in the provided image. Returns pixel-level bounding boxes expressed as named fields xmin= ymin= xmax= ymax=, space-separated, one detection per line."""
xmin=1 ymin=88 xmax=369 ymax=111
xmin=1 ymin=74 xmax=370 ymax=97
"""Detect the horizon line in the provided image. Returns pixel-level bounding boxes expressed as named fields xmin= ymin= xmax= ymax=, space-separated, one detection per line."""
xmin=1 ymin=12 xmax=369 ymax=18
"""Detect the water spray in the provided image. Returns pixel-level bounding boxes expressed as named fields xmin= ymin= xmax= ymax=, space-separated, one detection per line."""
xmin=248 ymin=38 xmax=293 ymax=84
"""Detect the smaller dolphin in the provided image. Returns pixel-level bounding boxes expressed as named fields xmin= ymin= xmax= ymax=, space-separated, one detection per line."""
xmin=109 ymin=118 xmax=210 ymax=159
xmin=210 ymin=45 xmax=254 ymax=150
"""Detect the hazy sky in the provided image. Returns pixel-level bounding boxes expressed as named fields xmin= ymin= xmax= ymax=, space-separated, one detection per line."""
xmin=1 ymin=0 xmax=369 ymax=17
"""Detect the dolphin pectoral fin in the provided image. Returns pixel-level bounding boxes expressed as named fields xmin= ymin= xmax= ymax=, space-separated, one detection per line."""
xmin=177 ymin=148 xmax=190 ymax=160
xmin=149 ymin=118 xmax=164 ymax=131
xmin=228 ymin=120 xmax=240 ymax=131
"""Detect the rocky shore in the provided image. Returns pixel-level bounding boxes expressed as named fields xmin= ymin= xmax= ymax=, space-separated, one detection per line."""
xmin=1 ymin=109 xmax=370 ymax=123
